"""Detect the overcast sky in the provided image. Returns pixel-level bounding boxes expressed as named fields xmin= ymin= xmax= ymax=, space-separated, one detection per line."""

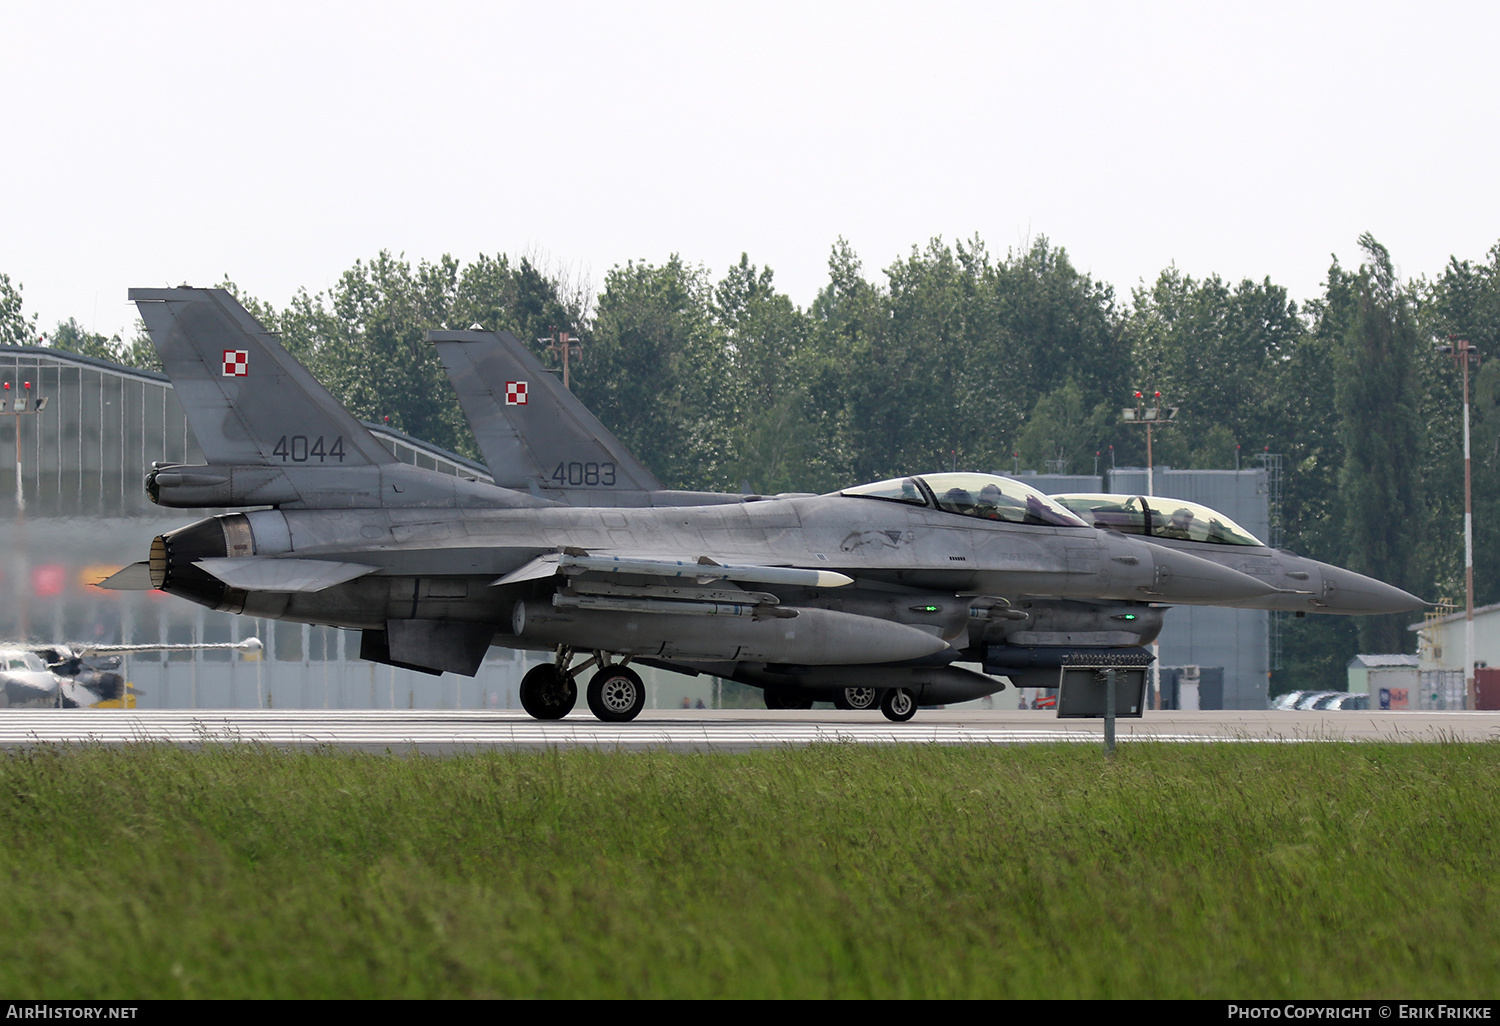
xmin=2 ymin=1 xmax=1496 ymax=341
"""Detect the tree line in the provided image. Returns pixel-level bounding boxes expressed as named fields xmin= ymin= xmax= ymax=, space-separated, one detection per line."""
xmin=5 ymin=231 xmax=1498 ymax=687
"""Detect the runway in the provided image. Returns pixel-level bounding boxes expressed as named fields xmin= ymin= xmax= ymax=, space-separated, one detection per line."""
xmin=0 ymin=707 xmax=1496 ymax=752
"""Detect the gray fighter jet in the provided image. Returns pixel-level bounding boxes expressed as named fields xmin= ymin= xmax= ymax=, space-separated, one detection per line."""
xmin=106 ymin=288 xmax=1275 ymax=720
xmin=427 ymin=326 xmax=1425 ymax=696
xmin=104 ymin=289 xmax=1415 ymax=722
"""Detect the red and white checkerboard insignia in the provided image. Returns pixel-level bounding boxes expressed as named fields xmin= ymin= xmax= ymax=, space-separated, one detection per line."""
xmin=505 ymin=381 xmax=528 ymax=405
xmin=222 ymin=350 xmax=249 ymax=376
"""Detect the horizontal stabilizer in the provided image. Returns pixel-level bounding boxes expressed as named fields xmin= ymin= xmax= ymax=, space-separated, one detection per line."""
xmin=94 ymin=562 xmax=156 ymax=591
xmin=194 ymin=557 xmax=380 ymax=593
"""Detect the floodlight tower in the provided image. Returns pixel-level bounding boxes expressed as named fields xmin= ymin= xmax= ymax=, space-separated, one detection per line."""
xmin=1437 ymin=337 xmax=1480 ymax=709
xmin=540 ymin=328 xmax=584 ymax=392
xmin=1122 ymin=390 xmax=1178 ymax=709
xmin=4 ymin=378 xmax=47 ymax=642
xmin=1121 ymin=390 xmax=1178 ymax=495
xmin=2 ymin=379 xmax=49 ymax=514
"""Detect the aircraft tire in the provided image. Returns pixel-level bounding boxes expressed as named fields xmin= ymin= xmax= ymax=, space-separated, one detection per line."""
xmin=520 ymin=664 xmax=577 ymax=720
xmin=880 ymin=687 xmax=917 ymax=722
xmin=587 ymin=666 xmax=646 ymax=722
xmin=833 ymin=686 xmax=879 ymax=711
xmin=763 ymin=687 xmax=813 ymax=710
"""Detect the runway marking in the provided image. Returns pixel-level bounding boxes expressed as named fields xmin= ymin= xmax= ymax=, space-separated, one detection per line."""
xmin=0 ymin=708 xmax=1437 ymax=749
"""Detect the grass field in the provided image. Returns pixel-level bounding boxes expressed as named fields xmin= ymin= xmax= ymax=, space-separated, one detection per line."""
xmin=1 ymin=741 xmax=1496 ymax=999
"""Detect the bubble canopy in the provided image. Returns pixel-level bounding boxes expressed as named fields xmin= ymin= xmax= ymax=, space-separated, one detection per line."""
xmin=840 ymin=473 xmax=1089 ymax=528
xmin=1051 ymin=493 xmax=1266 ymax=547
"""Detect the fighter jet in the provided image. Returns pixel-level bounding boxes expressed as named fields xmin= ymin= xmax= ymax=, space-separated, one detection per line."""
xmin=105 ymin=288 xmax=1293 ymax=721
xmin=426 ymin=325 xmax=1424 ymax=697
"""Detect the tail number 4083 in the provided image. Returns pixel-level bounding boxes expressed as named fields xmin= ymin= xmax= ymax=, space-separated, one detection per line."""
xmin=552 ymin=461 xmax=616 ymax=486
xmin=272 ymin=435 xmax=346 ymax=463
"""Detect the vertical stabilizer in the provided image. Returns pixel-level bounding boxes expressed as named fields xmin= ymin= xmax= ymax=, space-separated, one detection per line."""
xmin=131 ymin=288 xmax=395 ymax=468
xmin=430 ymin=329 xmax=663 ymax=494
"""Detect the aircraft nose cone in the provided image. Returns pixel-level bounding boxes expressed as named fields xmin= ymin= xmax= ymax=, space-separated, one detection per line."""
xmin=1146 ymin=547 xmax=1281 ymax=603
xmin=1317 ymin=565 xmax=1425 ymax=615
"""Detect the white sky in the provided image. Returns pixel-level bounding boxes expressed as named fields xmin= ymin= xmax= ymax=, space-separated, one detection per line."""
xmin=2 ymin=1 xmax=1497 ymax=341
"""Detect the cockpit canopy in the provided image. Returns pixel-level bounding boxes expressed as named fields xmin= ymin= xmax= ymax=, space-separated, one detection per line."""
xmin=1051 ymin=493 xmax=1266 ymax=547
xmin=841 ymin=473 xmax=1088 ymax=528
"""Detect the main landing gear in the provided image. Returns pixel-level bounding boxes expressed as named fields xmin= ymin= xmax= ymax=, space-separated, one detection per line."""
xmin=763 ymin=687 xmax=814 ymax=710
xmin=520 ymin=648 xmax=646 ymax=723
xmin=519 ymin=663 xmax=576 ymax=720
xmin=763 ymin=685 xmax=919 ymax=722
xmin=586 ymin=664 xmax=646 ymax=723
xmin=832 ymin=686 xmax=878 ymax=711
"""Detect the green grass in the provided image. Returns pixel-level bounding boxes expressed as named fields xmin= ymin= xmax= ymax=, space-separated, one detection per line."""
xmin=1 ymin=742 xmax=1496 ymax=998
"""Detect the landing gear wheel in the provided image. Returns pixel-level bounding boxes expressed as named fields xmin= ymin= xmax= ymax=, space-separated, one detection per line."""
xmin=880 ymin=687 xmax=917 ymax=722
xmin=833 ymin=686 xmax=879 ymax=711
xmin=520 ymin=663 xmax=577 ymax=720
xmin=763 ymin=687 xmax=814 ymax=711
xmin=586 ymin=665 xmax=646 ymax=723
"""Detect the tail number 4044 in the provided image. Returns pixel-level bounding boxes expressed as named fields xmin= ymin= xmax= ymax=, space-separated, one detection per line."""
xmin=272 ymin=435 xmax=346 ymax=463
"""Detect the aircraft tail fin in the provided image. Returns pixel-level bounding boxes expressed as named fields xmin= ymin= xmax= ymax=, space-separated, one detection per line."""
xmin=429 ymin=328 xmax=664 ymax=494
xmin=130 ymin=288 xmax=396 ymax=468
